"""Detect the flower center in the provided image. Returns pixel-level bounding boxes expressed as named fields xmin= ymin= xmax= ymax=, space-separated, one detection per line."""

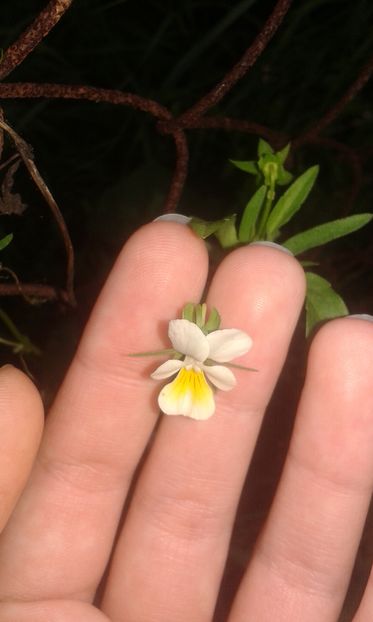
xmin=170 ymin=367 xmax=211 ymax=403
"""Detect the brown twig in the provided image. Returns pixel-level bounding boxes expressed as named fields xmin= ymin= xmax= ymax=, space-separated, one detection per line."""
xmin=178 ymin=0 xmax=293 ymax=123
xmin=296 ymin=49 xmax=373 ymax=144
xmin=0 ymin=153 xmax=20 ymax=173
xmin=0 ymin=115 xmax=75 ymax=304
xmin=162 ymin=129 xmax=189 ymax=214
xmin=0 ymin=82 xmax=171 ymax=121
xmin=0 ymin=282 xmax=68 ymax=302
xmin=0 ymin=0 xmax=74 ymax=81
xmin=180 ymin=115 xmax=286 ymax=148
xmin=0 ymin=82 xmax=188 ymax=213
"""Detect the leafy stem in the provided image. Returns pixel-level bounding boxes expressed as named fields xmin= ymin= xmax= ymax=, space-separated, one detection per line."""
xmin=188 ymin=137 xmax=372 ymax=335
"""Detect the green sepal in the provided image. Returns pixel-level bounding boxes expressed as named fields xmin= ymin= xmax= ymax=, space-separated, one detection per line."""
xmin=223 ymin=362 xmax=258 ymax=372
xmin=182 ymin=302 xmax=196 ymax=322
xmin=195 ymin=303 xmax=207 ymax=328
xmin=128 ymin=348 xmax=177 ymax=357
xmin=203 ymin=307 xmax=221 ymax=333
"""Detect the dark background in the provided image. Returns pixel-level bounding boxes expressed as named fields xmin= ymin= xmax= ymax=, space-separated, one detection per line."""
xmin=0 ymin=1 xmax=372 ymax=392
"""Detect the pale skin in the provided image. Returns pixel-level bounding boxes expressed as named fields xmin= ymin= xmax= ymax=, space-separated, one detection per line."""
xmin=0 ymin=221 xmax=372 ymax=622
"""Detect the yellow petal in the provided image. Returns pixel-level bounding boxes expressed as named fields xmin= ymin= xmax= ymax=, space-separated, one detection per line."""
xmin=158 ymin=367 xmax=215 ymax=420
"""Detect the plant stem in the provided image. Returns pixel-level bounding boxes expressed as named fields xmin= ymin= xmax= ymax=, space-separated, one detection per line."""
xmin=256 ymin=191 xmax=274 ymax=239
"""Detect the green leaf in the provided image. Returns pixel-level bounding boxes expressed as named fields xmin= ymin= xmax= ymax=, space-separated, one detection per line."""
xmin=229 ymin=159 xmax=258 ymax=175
xmin=283 ymin=213 xmax=373 ymax=256
xmin=301 ymin=260 xmax=319 ymax=268
xmin=0 ymin=233 xmax=13 ymax=251
xmin=277 ymin=170 xmax=293 ymax=186
xmin=258 ymin=138 xmax=273 ymax=158
xmin=305 ymin=272 xmax=348 ymax=336
xmin=214 ymin=215 xmax=239 ymax=248
xmin=189 ymin=217 xmax=227 ymax=239
xmin=238 ymin=185 xmax=266 ymax=242
xmin=276 ymin=142 xmax=290 ymax=165
xmin=266 ymin=165 xmax=319 ymax=237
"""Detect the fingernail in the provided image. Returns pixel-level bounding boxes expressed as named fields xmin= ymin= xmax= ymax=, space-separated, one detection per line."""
xmin=347 ymin=314 xmax=373 ymax=322
xmin=153 ymin=214 xmax=191 ymax=224
xmin=249 ymin=241 xmax=293 ymax=256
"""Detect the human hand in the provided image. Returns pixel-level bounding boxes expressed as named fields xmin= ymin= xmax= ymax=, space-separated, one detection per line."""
xmin=0 ymin=221 xmax=372 ymax=622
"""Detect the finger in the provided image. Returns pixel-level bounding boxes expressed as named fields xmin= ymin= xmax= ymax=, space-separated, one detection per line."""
xmin=0 ymin=364 xmax=43 ymax=531
xmin=0 ymin=600 xmax=110 ymax=622
xmin=101 ymin=244 xmax=306 ymax=622
xmin=354 ymin=564 xmax=373 ymax=621
xmin=229 ymin=317 xmax=373 ymax=622
xmin=0 ymin=222 xmax=208 ymax=603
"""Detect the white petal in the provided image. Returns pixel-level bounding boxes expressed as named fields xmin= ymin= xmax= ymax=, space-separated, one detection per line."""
xmin=151 ymin=358 xmax=184 ymax=380
xmin=202 ymin=364 xmax=236 ymax=391
xmin=158 ymin=367 xmax=215 ymax=420
xmin=168 ymin=319 xmax=209 ymax=361
xmin=206 ymin=329 xmax=252 ymax=362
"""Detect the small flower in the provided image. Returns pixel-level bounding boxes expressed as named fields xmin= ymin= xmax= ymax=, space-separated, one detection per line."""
xmin=151 ymin=317 xmax=253 ymax=420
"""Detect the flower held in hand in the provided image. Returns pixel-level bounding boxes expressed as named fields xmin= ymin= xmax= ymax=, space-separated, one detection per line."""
xmin=150 ymin=304 xmax=254 ymax=420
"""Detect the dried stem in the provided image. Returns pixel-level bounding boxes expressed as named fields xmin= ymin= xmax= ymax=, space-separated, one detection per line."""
xmin=180 ymin=115 xmax=286 ymax=148
xmin=162 ymin=129 xmax=189 ymax=214
xmin=178 ymin=0 xmax=293 ymax=123
xmin=0 ymin=116 xmax=75 ymax=304
xmin=0 ymin=282 xmax=68 ymax=302
xmin=0 ymin=0 xmax=74 ymax=80
xmin=0 ymin=82 xmax=171 ymax=121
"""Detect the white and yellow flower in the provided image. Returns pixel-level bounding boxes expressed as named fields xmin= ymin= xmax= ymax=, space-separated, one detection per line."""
xmin=151 ymin=318 xmax=252 ymax=420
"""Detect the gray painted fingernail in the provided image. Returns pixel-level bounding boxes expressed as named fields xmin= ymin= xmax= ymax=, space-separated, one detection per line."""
xmin=347 ymin=314 xmax=373 ymax=322
xmin=153 ymin=214 xmax=191 ymax=224
xmin=249 ymin=241 xmax=293 ymax=256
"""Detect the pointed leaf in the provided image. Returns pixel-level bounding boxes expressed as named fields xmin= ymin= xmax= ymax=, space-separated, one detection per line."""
xmin=229 ymin=159 xmax=258 ymax=175
xmin=276 ymin=142 xmax=291 ymax=165
xmin=214 ymin=215 xmax=239 ymax=248
xmin=266 ymin=165 xmax=319 ymax=237
xmin=277 ymin=170 xmax=293 ymax=186
xmin=258 ymin=138 xmax=273 ymax=158
xmin=0 ymin=232 xmax=13 ymax=251
xmin=238 ymin=185 xmax=266 ymax=242
xmin=189 ymin=217 xmax=227 ymax=239
xmin=301 ymin=260 xmax=319 ymax=268
xmin=283 ymin=213 xmax=373 ymax=256
xmin=305 ymin=272 xmax=348 ymax=336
